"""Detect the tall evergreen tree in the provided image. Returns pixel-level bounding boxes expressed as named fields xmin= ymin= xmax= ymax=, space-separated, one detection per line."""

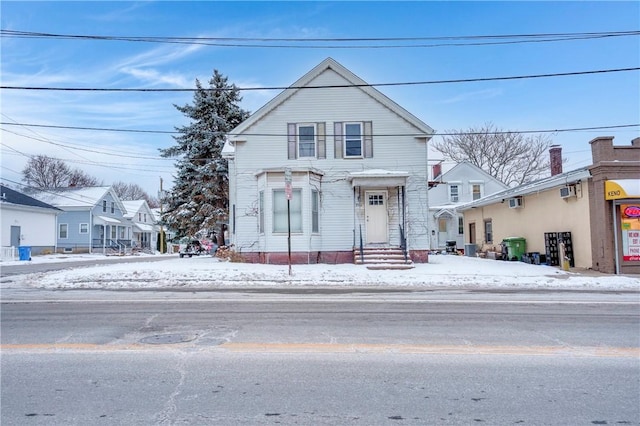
xmin=160 ymin=70 xmax=250 ymax=240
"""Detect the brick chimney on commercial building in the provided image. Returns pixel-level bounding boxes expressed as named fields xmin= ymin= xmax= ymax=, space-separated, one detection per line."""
xmin=549 ymin=145 xmax=563 ymax=176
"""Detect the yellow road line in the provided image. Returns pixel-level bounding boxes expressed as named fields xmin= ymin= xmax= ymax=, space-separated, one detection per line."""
xmin=1 ymin=342 xmax=638 ymax=358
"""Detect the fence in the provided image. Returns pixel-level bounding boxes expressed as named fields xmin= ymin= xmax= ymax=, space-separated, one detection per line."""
xmin=1 ymin=246 xmax=18 ymax=262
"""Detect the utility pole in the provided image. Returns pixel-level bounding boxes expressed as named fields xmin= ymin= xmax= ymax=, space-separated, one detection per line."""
xmin=159 ymin=177 xmax=165 ymax=254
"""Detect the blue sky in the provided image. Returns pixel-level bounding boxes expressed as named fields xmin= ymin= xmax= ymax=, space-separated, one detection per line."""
xmin=1 ymin=1 xmax=639 ymax=195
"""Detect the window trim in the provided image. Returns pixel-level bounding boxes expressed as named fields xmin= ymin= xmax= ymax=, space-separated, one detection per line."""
xmin=449 ymin=184 xmax=460 ymax=202
xmin=344 ymin=122 xmax=363 ymax=158
xmin=272 ymin=188 xmax=303 ymax=234
xmin=311 ymin=190 xmax=319 ymax=234
xmin=110 ymin=201 xmax=115 ymax=214
xmin=79 ymin=223 xmax=89 ymax=234
xmin=484 ymin=219 xmax=493 ymax=244
xmin=102 ymin=200 xmax=107 ymax=213
xmin=297 ymin=123 xmax=316 ymax=158
xmin=59 ymin=223 xmax=68 ymax=239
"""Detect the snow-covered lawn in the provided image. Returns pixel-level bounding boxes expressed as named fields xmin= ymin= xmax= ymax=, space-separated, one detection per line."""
xmin=4 ymin=253 xmax=639 ymax=290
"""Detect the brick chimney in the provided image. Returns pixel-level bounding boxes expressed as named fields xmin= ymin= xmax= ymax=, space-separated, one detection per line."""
xmin=549 ymin=145 xmax=563 ymax=176
xmin=432 ymin=163 xmax=442 ymax=180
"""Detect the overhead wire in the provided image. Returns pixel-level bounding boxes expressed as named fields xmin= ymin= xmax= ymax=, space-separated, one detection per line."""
xmin=2 ymin=67 xmax=639 ymax=92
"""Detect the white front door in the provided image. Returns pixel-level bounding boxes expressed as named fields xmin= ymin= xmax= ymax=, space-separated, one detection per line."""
xmin=365 ymin=191 xmax=388 ymax=244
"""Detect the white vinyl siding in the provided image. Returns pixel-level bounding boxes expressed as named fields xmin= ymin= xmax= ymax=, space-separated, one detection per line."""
xmin=259 ymin=191 xmax=264 ymax=234
xmin=273 ymin=189 xmax=302 ymax=233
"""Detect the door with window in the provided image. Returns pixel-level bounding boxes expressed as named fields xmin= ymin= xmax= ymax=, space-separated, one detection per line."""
xmin=365 ymin=191 xmax=388 ymax=244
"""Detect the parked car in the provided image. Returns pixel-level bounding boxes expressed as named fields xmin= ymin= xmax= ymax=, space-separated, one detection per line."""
xmin=178 ymin=239 xmax=208 ymax=258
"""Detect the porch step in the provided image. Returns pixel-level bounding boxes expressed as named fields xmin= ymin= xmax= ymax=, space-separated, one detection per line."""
xmin=353 ymin=247 xmax=414 ymax=269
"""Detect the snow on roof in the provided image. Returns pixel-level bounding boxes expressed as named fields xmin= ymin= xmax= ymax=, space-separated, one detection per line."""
xmin=30 ymin=186 xmax=111 ymax=208
xmin=122 ymin=200 xmax=146 ymax=218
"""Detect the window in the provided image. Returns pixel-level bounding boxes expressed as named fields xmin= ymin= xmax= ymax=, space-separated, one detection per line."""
xmin=484 ymin=219 xmax=493 ymax=244
xmin=119 ymin=227 xmax=126 ymax=239
xmin=138 ymin=213 xmax=142 ymax=221
xmin=110 ymin=202 xmax=115 ymax=214
xmin=79 ymin=223 xmax=88 ymax=234
xmin=59 ymin=224 xmax=68 ymax=239
xmin=472 ymin=184 xmax=482 ymax=200
xmin=144 ymin=214 xmax=147 ymax=222
xmin=111 ymin=226 xmax=117 ymax=239
xmin=259 ymin=191 xmax=264 ymax=234
xmin=438 ymin=218 xmax=447 ymax=233
xmin=311 ymin=190 xmax=319 ymax=233
xmin=344 ymin=123 xmax=362 ymax=157
xmin=102 ymin=200 xmax=107 ymax=212
xmin=458 ymin=217 xmax=464 ymax=234
xmin=449 ymin=185 xmax=459 ymax=202
xmin=273 ymin=189 xmax=302 ymax=233
xmin=298 ymin=125 xmax=316 ymax=158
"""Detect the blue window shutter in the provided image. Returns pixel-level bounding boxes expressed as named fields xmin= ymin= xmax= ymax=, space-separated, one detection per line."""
xmin=317 ymin=122 xmax=326 ymax=159
xmin=287 ymin=123 xmax=297 ymax=159
xmin=364 ymin=121 xmax=373 ymax=158
xmin=334 ymin=122 xmax=343 ymax=159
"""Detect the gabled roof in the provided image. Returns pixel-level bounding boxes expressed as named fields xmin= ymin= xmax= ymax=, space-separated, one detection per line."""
xmin=122 ymin=200 xmax=149 ymax=219
xmin=29 ymin=186 xmax=125 ymax=212
xmin=0 ymin=184 xmax=60 ymax=212
xmin=228 ymin=57 xmax=435 ymax=139
xmin=440 ymin=161 xmax=508 ymax=188
xmin=457 ymin=166 xmax=592 ymax=211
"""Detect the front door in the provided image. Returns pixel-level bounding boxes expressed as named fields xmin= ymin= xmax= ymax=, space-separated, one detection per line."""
xmin=365 ymin=191 xmax=388 ymax=244
xmin=10 ymin=226 xmax=20 ymax=246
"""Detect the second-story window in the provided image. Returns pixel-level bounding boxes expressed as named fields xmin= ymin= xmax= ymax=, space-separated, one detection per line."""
xmin=298 ymin=125 xmax=316 ymax=158
xmin=344 ymin=123 xmax=362 ymax=157
xmin=472 ymin=183 xmax=482 ymax=200
xmin=102 ymin=200 xmax=107 ymax=212
xmin=449 ymin=185 xmax=459 ymax=202
xmin=110 ymin=202 xmax=115 ymax=214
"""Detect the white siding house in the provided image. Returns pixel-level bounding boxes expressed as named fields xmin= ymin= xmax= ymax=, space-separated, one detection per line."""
xmin=122 ymin=200 xmax=157 ymax=251
xmin=1 ymin=184 xmax=60 ymax=259
xmin=224 ymin=58 xmax=435 ymax=264
xmin=427 ymin=162 xmax=508 ymax=251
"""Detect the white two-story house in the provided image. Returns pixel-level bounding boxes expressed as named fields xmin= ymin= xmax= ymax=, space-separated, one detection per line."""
xmin=427 ymin=162 xmax=508 ymax=251
xmin=223 ymin=58 xmax=435 ymax=264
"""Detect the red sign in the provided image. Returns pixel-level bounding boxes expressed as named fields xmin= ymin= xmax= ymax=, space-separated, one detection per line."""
xmin=623 ymin=205 xmax=640 ymax=218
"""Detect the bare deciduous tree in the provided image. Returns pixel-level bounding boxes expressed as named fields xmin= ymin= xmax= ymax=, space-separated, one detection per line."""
xmin=432 ymin=123 xmax=553 ymax=187
xmin=112 ymin=181 xmax=159 ymax=208
xmin=22 ymin=155 xmax=101 ymax=189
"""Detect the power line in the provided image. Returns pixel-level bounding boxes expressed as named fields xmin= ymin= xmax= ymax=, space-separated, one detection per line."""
xmin=2 ymin=67 xmax=638 ymax=92
xmin=2 ymin=121 xmax=638 ymax=137
xmin=2 ymin=29 xmax=638 ymax=49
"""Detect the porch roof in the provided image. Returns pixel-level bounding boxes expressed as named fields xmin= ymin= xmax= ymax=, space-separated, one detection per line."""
xmin=134 ymin=223 xmax=154 ymax=232
xmin=95 ymin=215 xmax=122 ymax=225
xmin=348 ymin=169 xmax=409 ymax=188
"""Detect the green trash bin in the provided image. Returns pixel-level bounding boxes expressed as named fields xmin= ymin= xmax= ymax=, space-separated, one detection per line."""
xmin=502 ymin=237 xmax=526 ymax=261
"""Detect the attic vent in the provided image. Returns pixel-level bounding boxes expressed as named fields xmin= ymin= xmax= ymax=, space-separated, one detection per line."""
xmin=508 ymin=197 xmax=523 ymax=209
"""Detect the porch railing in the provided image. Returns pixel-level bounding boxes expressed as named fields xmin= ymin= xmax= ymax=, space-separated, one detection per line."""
xmin=359 ymin=225 xmax=364 ymax=263
xmin=399 ymin=224 xmax=408 ymax=263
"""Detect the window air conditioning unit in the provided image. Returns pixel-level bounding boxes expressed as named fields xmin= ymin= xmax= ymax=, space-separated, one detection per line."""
xmin=508 ymin=197 xmax=523 ymax=209
xmin=560 ymin=185 xmax=576 ymax=199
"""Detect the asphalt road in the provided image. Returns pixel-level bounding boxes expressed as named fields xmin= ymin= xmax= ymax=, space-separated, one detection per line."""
xmin=2 ymin=297 xmax=639 ymax=425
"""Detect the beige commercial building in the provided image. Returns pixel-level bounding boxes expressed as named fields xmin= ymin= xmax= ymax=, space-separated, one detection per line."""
xmin=458 ymin=137 xmax=640 ymax=275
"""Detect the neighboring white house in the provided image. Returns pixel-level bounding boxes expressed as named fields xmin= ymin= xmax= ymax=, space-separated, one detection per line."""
xmin=427 ymin=162 xmax=508 ymax=251
xmin=30 ymin=186 xmax=131 ymax=254
xmin=0 ymin=184 xmax=61 ymax=259
xmin=122 ymin=200 xmax=157 ymax=251
xmin=223 ymin=57 xmax=435 ymax=264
